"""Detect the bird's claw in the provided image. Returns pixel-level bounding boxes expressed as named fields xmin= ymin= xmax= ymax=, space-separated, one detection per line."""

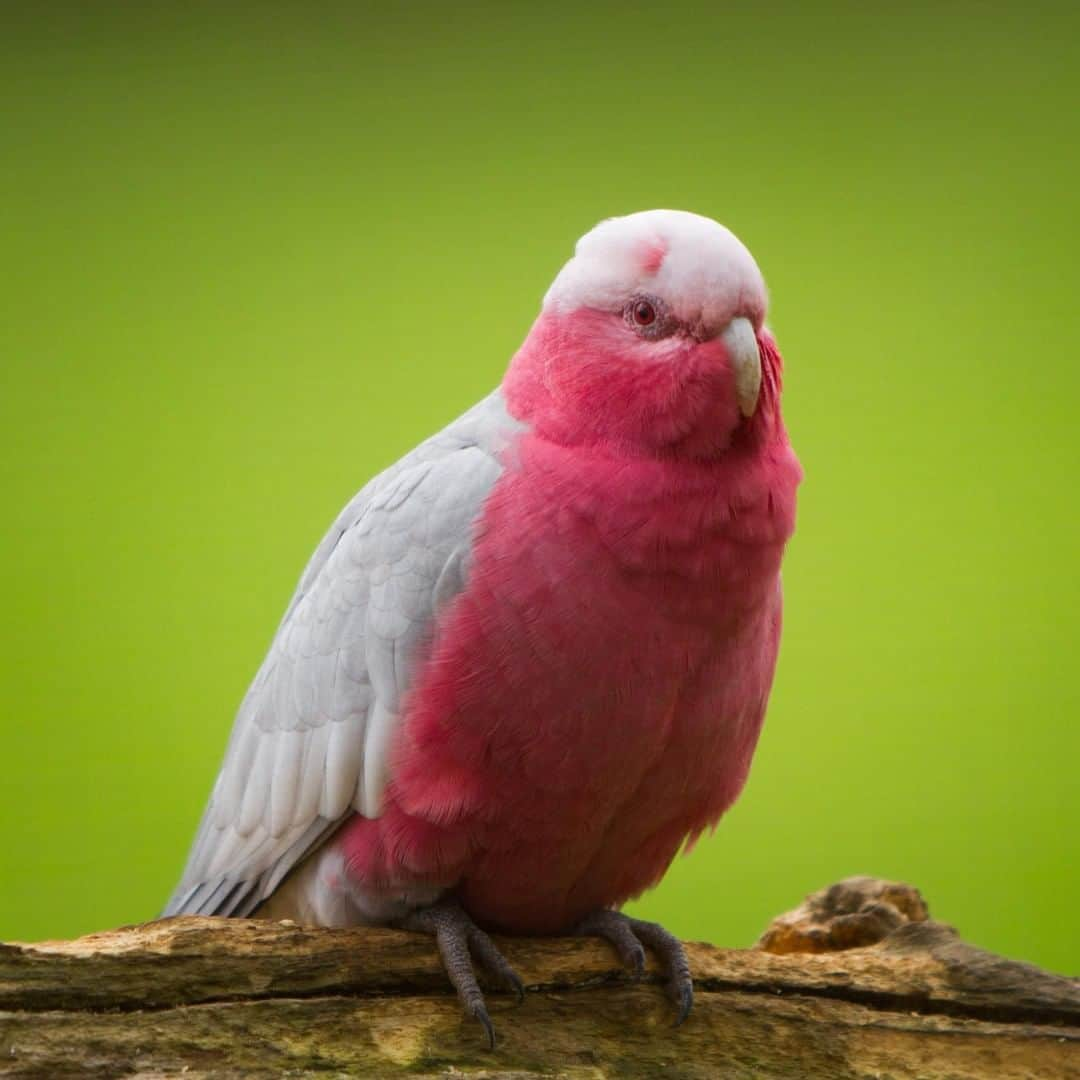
xmin=506 ymin=969 xmax=526 ymax=1004
xmin=574 ymin=909 xmax=694 ymax=1023
xmin=401 ymin=897 xmax=524 ymax=1048
xmin=673 ymin=978 xmax=693 ymax=1026
xmin=468 ymin=998 xmax=496 ymax=1051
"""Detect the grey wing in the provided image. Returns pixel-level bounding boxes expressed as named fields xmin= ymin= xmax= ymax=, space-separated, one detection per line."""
xmin=164 ymin=392 xmax=520 ymax=917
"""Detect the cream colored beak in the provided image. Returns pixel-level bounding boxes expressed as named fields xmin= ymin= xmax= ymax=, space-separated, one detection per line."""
xmin=721 ymin=316 xmax=761 ymax=417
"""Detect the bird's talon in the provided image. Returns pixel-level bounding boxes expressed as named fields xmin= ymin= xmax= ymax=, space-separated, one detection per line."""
xmin=674 ymin=981 xmax=694 ymax=1026
xmin=469 ymin=1000 xmax=496 ymax=1050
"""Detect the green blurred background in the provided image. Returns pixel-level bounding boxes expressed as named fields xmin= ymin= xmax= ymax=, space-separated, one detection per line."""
xmin=2 ymin=3 xmax=1077 ymax=973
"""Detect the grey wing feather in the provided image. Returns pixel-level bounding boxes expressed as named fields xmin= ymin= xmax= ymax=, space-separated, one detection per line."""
xmin=163 ymin=391 xmax=522 ymax=917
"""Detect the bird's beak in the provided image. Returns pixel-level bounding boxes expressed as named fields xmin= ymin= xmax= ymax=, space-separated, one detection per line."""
xmin=720 ymin=317 xmax=761 ymax=418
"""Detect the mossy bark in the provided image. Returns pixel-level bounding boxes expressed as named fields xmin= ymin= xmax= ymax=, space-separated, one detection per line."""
xmin=1 ymin=878 xmax=1076 ymax=1078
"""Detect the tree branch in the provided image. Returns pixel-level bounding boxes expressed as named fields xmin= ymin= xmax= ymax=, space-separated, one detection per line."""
xmin=1 ymin=877 xmax=1076 ymax=1078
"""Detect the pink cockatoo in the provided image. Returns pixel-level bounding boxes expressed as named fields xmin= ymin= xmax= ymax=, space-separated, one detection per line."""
xmin=166 ymin=209 xmax=801 ymax=1043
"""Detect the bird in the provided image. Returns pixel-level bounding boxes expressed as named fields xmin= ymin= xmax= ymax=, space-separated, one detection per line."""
xmin=164 ymin=208 xmax=802 ymax=1045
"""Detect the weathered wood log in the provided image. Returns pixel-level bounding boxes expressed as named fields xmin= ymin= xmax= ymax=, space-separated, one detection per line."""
xmin=1 ymin=877 xmax=1076 ymax=1078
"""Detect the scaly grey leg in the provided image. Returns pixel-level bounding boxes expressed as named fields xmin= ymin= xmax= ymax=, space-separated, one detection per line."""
xmin=401 ymin=897 xmax=524 ymax=1048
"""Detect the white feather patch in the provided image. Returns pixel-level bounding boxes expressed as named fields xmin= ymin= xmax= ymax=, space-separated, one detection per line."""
xmin=321 ymin=710 xmax=367 ymax=820
xmin=543 ymin=209 xmax=767 ymax=332
xmin=293 ymin=718 xmax=329 ymax=828
xmin=269 ymin=728 xmax=306 ymax=838
xmin=360 ymin=700 xmax=396 ymax=818
xmin=237 ymin=732 xmax=275 ymax=837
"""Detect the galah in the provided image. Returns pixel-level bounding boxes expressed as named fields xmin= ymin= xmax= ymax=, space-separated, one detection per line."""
xmin=165 ymin=209 xmax=802 ymax=1043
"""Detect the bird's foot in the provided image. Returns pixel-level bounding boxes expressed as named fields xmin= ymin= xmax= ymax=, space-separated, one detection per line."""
xmin=574 ymin=909 xmax=693 ymax=1024
xmin=400 ymin=897 xmax=524 ymax=1049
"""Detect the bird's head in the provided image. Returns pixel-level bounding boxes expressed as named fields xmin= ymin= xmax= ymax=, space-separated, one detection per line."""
xmin=505 ymin=209 xmax=785 ymax=459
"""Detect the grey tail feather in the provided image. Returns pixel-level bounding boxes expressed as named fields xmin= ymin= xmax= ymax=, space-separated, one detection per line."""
xmin=161 ymin=817 xmax=346 ymax=919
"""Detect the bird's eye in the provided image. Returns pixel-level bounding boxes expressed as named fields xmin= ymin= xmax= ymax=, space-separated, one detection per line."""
xmin=623 ymin=294 xmax=672 ymax=339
